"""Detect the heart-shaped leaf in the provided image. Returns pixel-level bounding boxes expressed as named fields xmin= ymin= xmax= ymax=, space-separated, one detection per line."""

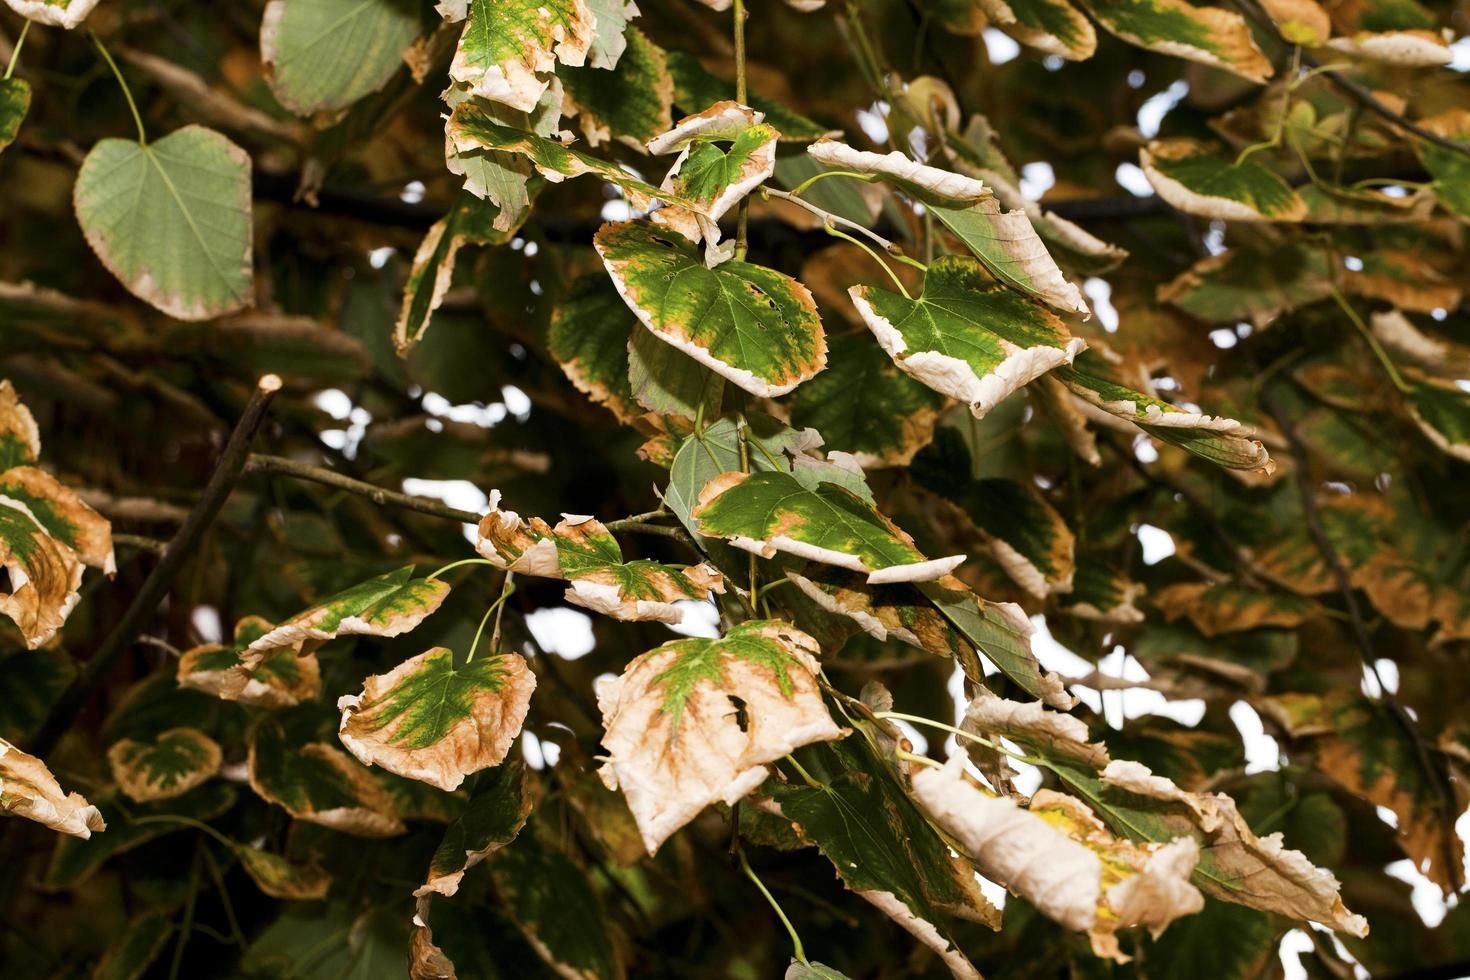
xmin=261 ymin=0 xmax=422 ymax=116
xmin=1141 ymin=139 xmax=1306 ymax=222
xmin=178 ymin=615 xmax=322 ymax=708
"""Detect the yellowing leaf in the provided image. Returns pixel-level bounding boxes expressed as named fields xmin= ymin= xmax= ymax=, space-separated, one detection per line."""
xmin=1 ymin=737 xmax=105 ymax=838
xmin=0 ymin=494 xmax=84 ymax=650
xmin=107 ymin=727 xmax=222 ymax=803
xmin=1154 ymin=581 xmax=1314 ymax=636
xmin=338 ymin=647 xmax=536 ymax=791
xmin=976 ymin=0 xmax=1096 ymax=58
xmin=449 ymin=0 xmax=594 ymax=112
xmin=912 ymin=758 xmax=1204 ymax=961
xmin=693 ymin=470 xmax=965 ymax=583
xmin=247 ymin=719 xmax=406 ymax=837
xmin=475 ymin=492 xmax=725 ymax=622
xmin=1326 ymin=29 xmax=1451 ymax=66
xmin=1259 ymin=0 xmax=1330 ymax=43
xmin=596 ymin=620 xmax=844 ymax=853
xmin=1140 ymin=139 xmax=1306 ymax=222
xmin=1077 ymin=0 xmax=1272 ymax=82
xmin=0 ymin=77 xmax=31 ymax=155
xmin=235 ymin=845 xmax=332 ymax=900
xmin=178 ymin=615 xmax=321 ymax=708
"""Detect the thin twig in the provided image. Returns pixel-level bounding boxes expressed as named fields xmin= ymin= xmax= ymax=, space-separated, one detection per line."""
xmin=245 ymin=453 xmax=482 ymax=524
xmin=113 ymin=533 xmax=168 ymax=555
xmin=31 ymin=376 xmax=280 ymax=757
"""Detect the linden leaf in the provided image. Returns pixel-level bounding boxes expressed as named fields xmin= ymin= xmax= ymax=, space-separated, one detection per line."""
xmin=596 ymin=221 xmax=828 ymax=397
xmin=0 ymin=380 xmax=39 ymax=469
xmin=414 ymin=758 xmax=531 ymax=902
xmin=0 ymin=77 xmax=30 ymax=154
xmin=1076 ymin=0 xmax=1272 ymax=82
xmin=1326 ymin=29 xmax=1451 ymax=66
xmin=107 ymin=727 xmax=222 ymax=804
xmin=976 ymin=0 xmax=1096 ymax=58
xmin=1371 ymin=309 xmax=1470 ymax=379
xmin=73 ymin=126 xmax=253 ymax=321
xmin=665 ymin=50 xmax=834 ymax=143
xmin=1 ymin=737 xmax=105 ymax=838
xmin=808 ymin=139 xmax=1088 ymax=316
xmin=235 ymin=845 xmax=333 ymax=900
xmin=627 ymin=326 xmax=726 ymax=421
xmin=1153 ymin=581 xmax=1314 ymax=636
xmin=475 ymin=493 xmax=725 ymax=623
xmin=955 ymin=477 xmax=1077 ymax=598
xmin=1415 ymin=111 xmax=1470 ymax=219
xmin=1408 ymin=376 xmax=1470 ymax=462
xmin=443 ymin=87 xmax=559 ymax=221
xmin=561 ymin=26 xmax=674 ymax=147
xmin=849 ymin=256 xmax=1081 ymax=419
xmin=449 ymin=0 xmax=594 ymax=112
xmin=0 ymin=495 xmax=83 ymax=649
xmin=1141 ymin=139 xmax=1306 ymax=222
xmin=1258 ymin=0 xmax=1330 ymax=43
xmin=1060 ymin=558 xmax=1146 ymax=624
xmin=3 ymin=0 xmax=101 ymax=28
xmin=1159 ymin=243 xmax=1332 ymax=328
xmin=548 ymin=274 xmax=642 ymax=423
xmin=338 ymin=647 xmax=536 ymax=791
xmin=260 ymin=0 xmax=423 ymax=117
xmin=178 ymin=615 xmax=322 ymax=708
xmin=912 ymin=758 xmax=1204 ymax=961
xmin=247 ymin=718 xmax=406 ymax=837
xmin=692 ymin=470 xmax=965 ymax=583
xmin=595 ymin=619 xmax=844 ymax=853
xmin=0 ymin=466 xmax=113 ymax=574
xmin=242 ymin=565 xmax=450 ymax=666
xmin=786 ymin=568 xmax=976 ymax=662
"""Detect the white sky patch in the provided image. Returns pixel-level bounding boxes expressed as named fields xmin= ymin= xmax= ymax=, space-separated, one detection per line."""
xmin=856 ymin=102 xmax=891 ymax=145
xmin=314 ymin=388 xmax=352 ymax=421
xmin=1096 ymin=646 xmax=1205 ymax=727
xmin=1115 ymin=161 xmax=1155 ymax=197
xmin=1203 ymin=219 xmax=1227 ymax=255
xmin=1127 ymin=69 xmax=1146 ymax=88
xmin=401 ymin=478 xmax=488 ymax=517
xmin=368 ymin=246 xmax=395 ymax=269
xmin=664 ymin=598 xmax=722 ymax=639
xmin=191 ymin=605 xmax=224 ymax=644
xmin=1019 ymin=161 xmax=1055 ymax=201
xmin=1083 ymin=278 xmax=1119 ymax=332
xmin=1385 ymin=859 xmax=1454 ymax=927
xmin=1360 ymin=658 xmax=1399 ymax=697
xmin=422 ymin=391 xmax=507 ymax=428
xmin=1210 ymin=327 xmax=1238 ymax=348
xmin=890 ymin=718 xmax=929 ymax=756
xmin=1136 ymin=80 xmax=1189 ymax=138
xmin=1133 ymin=435 xmax=1160 ymax=464
xmin=1344 ymin=255 xmax=1364 ymax=272
xmin=974 ymin=872 xmax=1008 ymax=910
xmin=1279 ymin=929 xmax=1313 ymax=980
xmin=1450 ymin=35 xmax=1470 ymax=71
xmin=601 ymin=199 xmax=635 ymax=222
xmin=501 ymin=385 xmax=532 ymax=420
xmin=1136 ymin=523 xmax=1175 ymax=565
xmin=524 ymin=606 xmax=596 ymax=660
xmin=400 ymin=180 xmax=426 ymax=204
xmin=1230 ymin=701 xmax=1281 ymax=773
xmin=1376 ymin=805 xmax=1400 ymax=830
xmin=982 ymin=28 xmax=1021 ymax=64
xmin=522 ymin=729 xmax=561 ymax=770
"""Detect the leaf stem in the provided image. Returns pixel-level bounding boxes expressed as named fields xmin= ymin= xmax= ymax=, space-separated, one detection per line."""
xmin=89 ymin=30 xmax=147 ymax=145
xmin=874 ymin=711 xmax=1050 ymax=768
xmin=732 ymin=0 xmax=750 ymax=260
xmin=427 ymin=557 xmax=498 ymax=581
xmin=783 ymin=753 xmax=824 ymax=790
xmin=824 ymin=223 xmax=912 ymax=299
xmin=167 ymin=844 xmax=202 ymax=980
xmin=4 ymin=20 xmax=29 ymax=80
xmin=1329 ymin=285 xmax=1411 ymax=394
xmin=738 ymin=847 xmax=808 ymax=964
xmin=788 ymin=168 xmax=878 ymax=198
xmin=128 ymin=814 xmax=238 ymax=850
xmin=467 ymin=573 xmax=516 ymax=664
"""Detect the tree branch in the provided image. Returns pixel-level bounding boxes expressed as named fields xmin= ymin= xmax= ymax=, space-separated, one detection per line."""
xmin=31 ymin=375 xmax=281 ymax=757
xmin=245 ymin=453 xmax=482 ymax=524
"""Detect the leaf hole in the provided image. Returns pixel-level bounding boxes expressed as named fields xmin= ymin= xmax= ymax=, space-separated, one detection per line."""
xmin=728 ymin=694 xmax=750 ymax=732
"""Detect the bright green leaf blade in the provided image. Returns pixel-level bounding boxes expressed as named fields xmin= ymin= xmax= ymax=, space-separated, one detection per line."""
xmin=850 ymin=255 xmax=1082 ymax=418
xmin=930 ymin=201 xmax=1090 ymax=315
xmin=1141 ymin=139 xmax=1305 ymax=221
xmin=261 ymin=0 xmax=422 ymax=116
xmin=339 ymin=647 xmax=536 ymax=791
xmin=692 ymin=469 xmax=962 ymax=583
xmin=1076 ymin=0 xmax=1272 ymax=81
xmin=596 ymin=221 xmax=828 ymax=397
xmin=73 ymin=126 xmax=253 ymax=321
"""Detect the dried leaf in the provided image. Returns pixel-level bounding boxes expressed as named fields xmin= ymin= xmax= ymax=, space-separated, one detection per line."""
xmin=178 ymin=615 xmax=322 ymax=708
xmin=449 ymin=0 xmax=594 ymax=112
xmin=1 ymin=737 xmax=105 ymax=838
xmin=247 ymin=719 xmax=405 ymax=837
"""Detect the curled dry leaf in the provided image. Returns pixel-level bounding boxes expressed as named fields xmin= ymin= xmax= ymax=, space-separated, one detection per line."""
xmin=976 ymin=0 xmax=1096 ymax=58
xmin=595 ymin=619 xmax=844 ymax=853
xmin=0 ymin=494 xmax=84 ymax=650
xmin=648 ymin=102 xmax=780 ymax=252
xmin=475 ymin=491 xmax=725 ymax=623
xmin=338 ymin=647 xmax=536 ymax=791
xmin=692 ymin=469 xmax=965 ymax=584
xmin=178 ymin=615 xmax=321 ymax=708
xmin=1 ymin=737 xmax=105 ymax=838
xmin=242 ymin=565 xmax=450 ymax=668
xmin=0 ymin=467 xmax=115 ymax=574
xmin=1326 ymin=29 xmax=1452 ymax=66
xmin=107 ymin=727 xmax=222 ymax=803
xmin=911 ymin=758 xmax=1204 ymax=961
xmin=1075 ymin=0 xmax=1272 ymax=82
xmin=963 ymin=689 xmax=1110 ymax=768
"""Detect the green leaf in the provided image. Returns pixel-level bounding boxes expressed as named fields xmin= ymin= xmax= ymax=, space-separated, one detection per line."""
xmin=0 ymin=77 xmax=30 ymax=154
xmin=1143 ymin=899 xmax=1278 ymax=980
xmin=395 ymin=190 xmax=522 ymax=354
xmin=1154 ymin=581 xmax=1315 ymax=636
xmin=242 ymin=565 xmax=451 ymax=665
xmin=784 ymin=333 xmax=946 ymax=467
xmin=627 ymin=326 xmax=726 ymax=421
xmin=415 ymin=758 xmax=531 ymax=901
xmin=692 ymin=469 xmax=963 ymax=583
xmin=93 ymin=910 xmax=172 ymax=980
xmin=955 ymin=477 xmax=1077 ymax=598
xmin=786 ymin=963 xmax=854 ymax=980
xmin=1075 ymin=0 xmax=1272 ymax=82
xmin=596 ymin=619 xmax=843 ymax=853
xmin=850 ymin=255 xmax=1080 ymax=420
xmin=247 ymin=717 xmax=406 ymax=837
xmin=1159 ymin=242 xmax=1332 ymax=327
xmin=1141 ymin=139 xmax=1306 ymax=221
xmin=977 ymin=0 xmax=1097 ymax=58
xmin=1416 ymin=112 xmax=1470 ymax=219
xmin=235 ymin=845 xmax=333 ymax=899
xmin=489 ymin=831 xmax=624 ymax=979
xmin=261 ymin=0 xmax=422 ymax=116
xmin=1059 ymin=557 xmax=1146 ymax=624
xmin=443 ymin=88 xmax=557 ymax=220
xmin=73 ymin=126 xmax=253 ymax=321
xmin=107 ymin=727 xmax=222 ymax=803
xmin=178 ymin=614 xmax=322 ymax=708
xmin=666 ymin=49 xmax=833 ymax=142
xmin=648 ymin=103 xmax=780 ymax=250
xmin=0 ymin=646 xmax=74 ymax=742
xmin=548 ymin=273 xmax=641 ymax=423
xmin=596 ymin=221 xmax=828 ymax=397
xmin=449 ymin=0 xmax=594 ymax=112
xmin=338 ymin=646 xmax=536 ymax=791
xmin=561 ymin=26 xmax=674 ymax=147
xmin=1408 ymin=378 xmax=1470 ymax=463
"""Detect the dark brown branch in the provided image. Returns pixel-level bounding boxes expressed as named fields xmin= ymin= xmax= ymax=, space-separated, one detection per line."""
xmin=245 ymin=453 xmax=482 ymax=524
xmin=112 ymin=533 xmax=168 ymax=556
xmin=31 ymin=376 xmax=281 ymax=757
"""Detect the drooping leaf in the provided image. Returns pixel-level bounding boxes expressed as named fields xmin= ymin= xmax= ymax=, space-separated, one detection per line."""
xmin=0 ymin=77 xmax=30 ymax=154
xmin=415 ymin=758 xmax=531 ymax=901
xmin=1159 ymin=243 xmax=1332 ymax=327
xmin=547 ymin=273 xmax=641 ymax=423
xmin=786 ymin=568 xmax=973 ymax=663
xmin=912 ymin=758 xmax=1204 ymax=961
xmin=3 ymin=0 xmax=101 ymax=28
xmin=596 ymin=220 xmax=828 ymax=397
xmin=976 ymin=0 xmax=1096 ymax=58
xmin=1 ymin=736 xmax=105 ymax=838
xmin=107 ymin=727 xmax=222 ymax=803
xmin=178 ymin=615 xmax=322 ymax=708
xmin=1371 ymin=309 xmax=1470 ymax=379
xmin=475 ymin=493 xmax=725 ymax=622
xmin=849 ymin=256 xmax=1083 ymax=419
xmin=235 ymin=845 xmax=333 ymax=899
xmin=584 ymin=0 xmax=638 ymax=69
xmin=1140 ymin=139 xmax=1305 ymax=222
xmin=948 ymin=476 xmax=1077 ymax=597
xmin=1415 ymin=111 xmax=1470 ymax=219
xmin=627 ymin=326 xmax=726 ymax=422
xmin=561 ymin=26 xmax=673 ymax=147
xmin=1075 ymin=0 xmax=1272 ymax=82
xmin=1153 ymin=581 xmax=1314 ymax=636
xmin=0 ymin=466 xmax=113 ymax=573
xmin=595 ymin=619 xmax=844 ymax=853
xmin=1326 ymin=29 xmax=1451 ymax=65
xmin=338 ymin=646 xmax=536 ymax=791
xmin=443 ymin=89 xmax=557 ymax=221
xmin=73 ymin=126 xmax=253 ymax=321
xmin=1407 ymin=377 xmax=1470 ymax=462
xmin=692 ymin=470 xmax=964 ymax=583
xmin=449 ymin=0 xmax=594 ymax=112
xmin=919 ymin=580 xmax=1075 ymax=707
xmin=0 ymin=495 xmax=83 ymax=649
xmin=247 ymin=718 xmax=406 ymax=837
xmin=784 ymin=333 xmax=945 ymax=468
xmin=242 ymin=565 xmax=450 ymax=666
xmin=261 ymin=0 xmax=423 ymax=117
xmin=1060 ymin=558 xmax=1146 ymax=624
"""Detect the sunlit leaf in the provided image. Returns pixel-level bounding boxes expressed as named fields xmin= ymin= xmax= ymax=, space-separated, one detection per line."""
xmin=977 ymin=0 xmax=1096 ymax=58
xmin=1140 ymin=139 xmax=1305 ymax=222
xmin=449 ymin=0 xmax=594 ymax=112
xmin=1076 ymin=0 xmax=1272 ymax=82
xmin=666 ymin=50 xmax=834 ymax=142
